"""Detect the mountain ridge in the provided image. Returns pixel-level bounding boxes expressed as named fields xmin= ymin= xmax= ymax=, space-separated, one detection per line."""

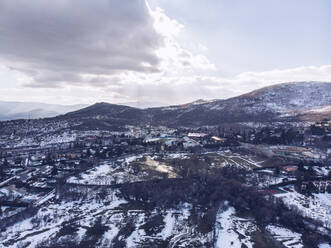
xmin=61 ymin=81 xmax=331 ymax=127
xmin=0 ymin=100 xmax=87 ymax=121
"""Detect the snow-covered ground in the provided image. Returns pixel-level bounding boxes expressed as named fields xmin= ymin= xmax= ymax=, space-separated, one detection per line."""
xmin=275 ymin=190 xmax=331 ymax=228
xmin=12 ymin=131 xmax=77 ymax=148
xmin=67 ymin=154 xmax=183 ymax=185
xmin=214 ymin=151 xmax=262 ymax=170
xmin=0 ymin=190 xmax=126 ymax=248
xmin=144 ymin=156 xmax=179 ymax=178
xmin=314 ymin=166 xmax=331 ymax=177
xmin=215 ymin=205 xmax=257 ymax=248
xmin=67 ymin=155 xmax=145 ymax=185
xmin=165 ymin=152 xmax=189 ymax=159
xmin=0 ymin=194 xmax=212 ymax=248
xmin=319 ymin=243 xmax=331 ymax=248
xmin=266 ymin=225 xmax=303 ymax=248
xmin=39 ymin=132 xmax=77 ymax=147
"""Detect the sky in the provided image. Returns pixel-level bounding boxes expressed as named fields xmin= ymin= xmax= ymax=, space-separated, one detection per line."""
xmin=0 ymin=0 xmax=330 ymax=106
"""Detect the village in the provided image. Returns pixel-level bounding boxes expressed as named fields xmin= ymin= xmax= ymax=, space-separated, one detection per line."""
xmin=0 ymin=120 xmax=330 ymax=235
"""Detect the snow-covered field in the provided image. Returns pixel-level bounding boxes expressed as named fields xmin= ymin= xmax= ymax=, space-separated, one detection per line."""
xmin=215 ymin=206 xmax=257 ymax=248
xmin=165 ymin=152 xmax=189 ymax=159
xmin=39 ymin=132 xmax=77 ymax=147
xmin=12 ymin=131 xmax=77 ymax=148
xmin=0 ymin=190 xmax=126 ymax=248
xmin=314 ymin=166 xmax=331 ymax=177
xmin=266 ymin=225 xmax=303 ymax=248
xmin=0 ymin=193 xmax=212 ymax=248
xmin=144 ymin=156 xmax=179 ymax=178
xmin=319 ymin=243 xmax=331 ymax=248
xmin=67 ymin=155 xmax=145 ymax=185
xmin=276 ymin=190 xmax=331 ymax=228
xmin=67 ymin=154 xmax=183 ymax=185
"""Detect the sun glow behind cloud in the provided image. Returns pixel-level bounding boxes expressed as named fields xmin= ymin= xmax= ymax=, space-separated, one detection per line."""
xmin=150 ymin=6 xmax=216 ymax=74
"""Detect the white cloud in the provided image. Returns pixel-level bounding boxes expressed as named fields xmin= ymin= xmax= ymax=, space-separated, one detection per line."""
xmin=0 ymin=0 xmax=162 ymax=87
xmin=96 ymin=65 xmax=331 ymax=104
xmin=1 ymin=63 xmax=331 ymax=105
xmin=0 ymin=1 xmax=329 ymax=106
xmin=150 ymin=6 xmax=216 ymax=74
xmin=0 ymin=0 xmax=215 ymax=90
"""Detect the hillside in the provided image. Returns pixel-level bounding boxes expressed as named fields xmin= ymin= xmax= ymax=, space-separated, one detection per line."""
xmin=3 ymin=82 xmax=328 ymax=129
xmin=62 ymin=102 xmax=146 ymax=130
xmin=61 ymin=82 xmax=331 ymax=128
xmin=3 ymin=153 xmax=328 ymax=248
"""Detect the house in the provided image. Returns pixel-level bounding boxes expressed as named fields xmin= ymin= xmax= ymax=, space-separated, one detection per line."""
xmin=102 ymin=138 xmax=113 ymax=146
xmin=66 ymin=153 xmax=80 ymax=159
xmin=211 ymin=136 xmax=226 ymax=142
xmin=302 ymin=151 xmax=322 ymax=159
xmin=188 ymin=133 xmax=208 ymax=138
xmin=327 ymin=148 xmax=331 ymax=157
xmin=183 ymin=138 xmax=200 ymax=149
xmin=282 ymin=166 xmax=298 ymax=172
xmin=82 ymin=136 xmax=98 ymax=147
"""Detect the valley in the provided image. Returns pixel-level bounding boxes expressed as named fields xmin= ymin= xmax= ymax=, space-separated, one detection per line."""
xmin=0 ymin=82 xmax=331 ymax=248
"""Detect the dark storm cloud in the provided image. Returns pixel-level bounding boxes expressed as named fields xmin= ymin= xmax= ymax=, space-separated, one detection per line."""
xmin=0 ymin=0 xmax=162 ymax=87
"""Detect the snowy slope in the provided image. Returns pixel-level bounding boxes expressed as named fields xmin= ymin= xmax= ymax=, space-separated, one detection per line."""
xmin=148 ymin=82 xmax=331 ymax=125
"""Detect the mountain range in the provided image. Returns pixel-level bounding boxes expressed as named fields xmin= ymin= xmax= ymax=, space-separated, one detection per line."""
xmin=61 ymin=82 xmax=331 ymax=127
xmin=0 ymin=101 xmax=87 ymax=121
xmin=2 ymin=82 xmax=330 ymax=125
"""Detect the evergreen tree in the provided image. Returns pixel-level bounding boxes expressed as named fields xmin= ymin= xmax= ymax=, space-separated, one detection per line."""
xmin=274 ymin=166 xmax=280 ymax=175
xmin=298 ymin=162 xmax=305 ymax=172
xmin=46 ymin=153 xmax=54 ymax=166
xmin=51 ymin=165 xmax=58 ymax=176
xmin=280 ymin=129 xmax=286 ymax=144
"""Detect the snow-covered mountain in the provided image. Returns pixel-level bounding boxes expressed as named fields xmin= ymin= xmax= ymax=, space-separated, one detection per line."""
xmin=53 ymin=82 xmax=331 ymax=127
xmin=0 ymin=101 xmax=87 ymax=120
xmin=149 ymin=82 xmax=331 ymax=126
xmin=234 ymin=81 xmax=331 ymax=114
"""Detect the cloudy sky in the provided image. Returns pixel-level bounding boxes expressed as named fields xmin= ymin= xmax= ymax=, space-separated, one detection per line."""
xmin=0 ymin=0 xmax=330 ymax=106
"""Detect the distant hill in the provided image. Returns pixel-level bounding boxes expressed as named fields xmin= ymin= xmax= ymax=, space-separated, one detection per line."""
xmin=0 ymin=101 xmax=87 ymax=120
xmin=62 ymin=82 xmax=331 ymax=128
